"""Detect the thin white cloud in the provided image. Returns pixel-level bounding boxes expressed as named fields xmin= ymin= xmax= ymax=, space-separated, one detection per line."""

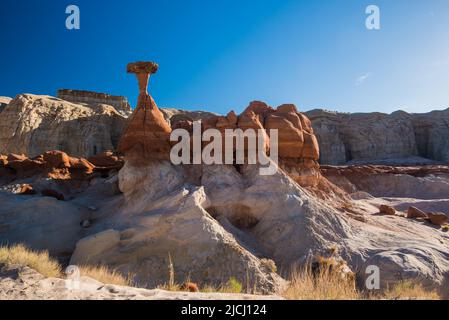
xmin=355 ymin=72 xmax=372 ymax=86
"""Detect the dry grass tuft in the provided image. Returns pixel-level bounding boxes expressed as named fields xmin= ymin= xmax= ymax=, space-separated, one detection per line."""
xmin=77 ymin=265 xmax=133 ymax=287
xmin=381 ymin=281 xmax=440 ymax=300
xmin=283 ymin=264 xmax=442 ymax=300
xmin=284 ymin=266 xmax=359 ymax=300
xmin=0 ymin=244 xmax=132 ymax=287
xmin=0 ymin=244 xmax=62 ymax=278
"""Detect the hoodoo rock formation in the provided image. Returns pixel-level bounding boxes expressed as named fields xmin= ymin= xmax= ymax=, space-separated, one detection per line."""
xmin=117 ymin=62 xmax=172 ymax=164
xmin=117 ymin=62 xmax=321 ymax=187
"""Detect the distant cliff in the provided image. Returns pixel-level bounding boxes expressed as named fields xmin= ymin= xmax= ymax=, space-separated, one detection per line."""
xmin=0 ymin=92 xmax=448 ymax=164
xmin=57 ymin=89 xmax=131 ymax=115
xmin=305 ymin=108 xmax=449 ymax=165
xmin=0 ymin=94 xmax=127 ymax=158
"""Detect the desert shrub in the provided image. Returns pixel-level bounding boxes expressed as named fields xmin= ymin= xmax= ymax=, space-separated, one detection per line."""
xmin=0 ymin=244 xmax=62 ymax=278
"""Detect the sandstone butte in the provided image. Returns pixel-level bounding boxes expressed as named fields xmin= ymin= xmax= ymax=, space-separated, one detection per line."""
xmin=118 ymin=61 xmax=321 ymax=188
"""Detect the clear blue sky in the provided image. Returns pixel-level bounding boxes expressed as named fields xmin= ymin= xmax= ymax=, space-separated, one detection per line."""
xmin=1 ymin=0 xmax=448 ymax=114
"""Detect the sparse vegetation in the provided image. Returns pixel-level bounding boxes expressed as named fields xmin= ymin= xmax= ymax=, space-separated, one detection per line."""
xmin=78 ymin=265 xmax=133 ymax=287
xmin=221 ymin=277 xmax=243 ymax=293
xmin=0 ymin=244 xmax=131 ymax=286
xmin=381 ymin=281 xmax=440 ymax=300
xmin=284 ymin=265 xmax=359 ymax=300
xmin=283 ymin=264 xmax=441 ymax=300
xmin=0 ymin=244 xmax=444 ymax=299
xmin=0 ymin=244 xmax=62 ymax=278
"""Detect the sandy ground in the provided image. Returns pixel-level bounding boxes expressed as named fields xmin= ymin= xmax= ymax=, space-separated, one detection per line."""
xmin=0 ymin=265 xmax=283 ymax=300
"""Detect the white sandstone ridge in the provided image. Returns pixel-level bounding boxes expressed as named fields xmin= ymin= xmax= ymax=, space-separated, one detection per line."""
xmin=306 ymin=108 xmax=449 ymax=165
xmin=0 ymin=144 xmax=448 ymax=295
xmin=65 ymin=159 xmax=449 ymax=296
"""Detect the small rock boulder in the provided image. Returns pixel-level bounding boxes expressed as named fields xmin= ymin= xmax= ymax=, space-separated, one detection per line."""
xmin=43 ymin=151 xmax=71 ymax=169
xmin=181 ymin=282 xmax=199 ymax=293
xmin=427 ymin=212 xmax=448 ymax=226
xmin=69 ymin=157 xmax=95 ymax=175
xmin=19 ymin=184 xmax=36 ymax=195
xmin=41 ymin=189 xmax=65 ymax=201
xmin=379 ymin=204 xmax=396 ymax=215
xmin=88 ymin=151 xmax=124 ymax=169
xmin=407 ymin=206 xmax=428 ymax=219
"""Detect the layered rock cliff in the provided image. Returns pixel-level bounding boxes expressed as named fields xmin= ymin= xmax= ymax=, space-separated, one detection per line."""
xmin=306 ymin=108 xmax=449 ymax=165
xmin=0 ymin=94 xmax=127 ymax=158
xmin=57 ymin=89 xmax=131 ymax=116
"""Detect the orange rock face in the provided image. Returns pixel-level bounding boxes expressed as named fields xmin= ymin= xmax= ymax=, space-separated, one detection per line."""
xmin=177 ymin=101 xmax=320 ymax=186
xmin=118 ymin=95 xmax=172 ymax=163
xmin=0 ymin=151 xmax=98 ymax=180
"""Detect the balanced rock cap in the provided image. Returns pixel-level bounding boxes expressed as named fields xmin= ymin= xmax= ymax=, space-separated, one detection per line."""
xmin=127 ymin=61 xmax=159 ymax=74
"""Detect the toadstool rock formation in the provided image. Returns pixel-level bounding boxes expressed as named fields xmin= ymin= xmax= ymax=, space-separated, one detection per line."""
xmin=117 ymin=62 xmax=172 ymax=165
